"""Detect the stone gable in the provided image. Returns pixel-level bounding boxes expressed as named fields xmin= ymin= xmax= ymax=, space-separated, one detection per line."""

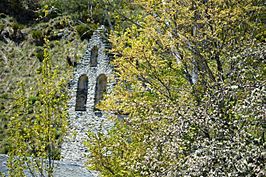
xmin=61 ymin=26 xmax=113 ymax=165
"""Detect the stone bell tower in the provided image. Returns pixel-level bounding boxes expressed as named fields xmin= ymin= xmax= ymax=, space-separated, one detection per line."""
xmin=61 ymin=26 xmax=112 ymax=164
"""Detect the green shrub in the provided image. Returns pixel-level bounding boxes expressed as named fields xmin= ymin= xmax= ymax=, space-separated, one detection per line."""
xmin=31 ymin=30 xmax=43 ymax=39
xmin=75 ymin=23 xmax=95 ymax=40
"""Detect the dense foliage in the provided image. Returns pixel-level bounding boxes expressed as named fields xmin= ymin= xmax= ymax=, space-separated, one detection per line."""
xmin=0 ymin=0 xmax=87 ymax=175
xmin=7 ymin=39 xmax=69 ymax=177
xmin=86 ymin=0 xmax=265 ymax=176
xmin=0 ymin=0 xmax=265 ymax=176
xmin=0 ymin=0 xmax=88 ymax=154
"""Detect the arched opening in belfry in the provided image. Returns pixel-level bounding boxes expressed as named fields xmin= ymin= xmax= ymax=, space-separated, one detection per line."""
xmin=75 ymin=74 xmax=88 ymax=111
xmin=90 ymin=46 xmax=98 ymax=67
xmin=94 ymin=74 xmax=107 ymax=108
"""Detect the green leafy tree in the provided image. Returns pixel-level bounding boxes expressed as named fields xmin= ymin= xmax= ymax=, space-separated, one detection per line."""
xmin=0 ymin=12 xmax=86 ymax=155
xmin=7 ymin=38 xmax=68 ymax=177
xmin=86 ymin=0 xmax=265 ymax=176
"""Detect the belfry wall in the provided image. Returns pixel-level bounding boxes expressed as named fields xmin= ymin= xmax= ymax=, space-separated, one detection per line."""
xmin=61 ymin=26 xmax=113 ymax=164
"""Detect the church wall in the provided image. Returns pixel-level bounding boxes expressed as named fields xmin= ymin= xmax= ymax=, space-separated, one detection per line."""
xmin=61 ymin=27 xmax=113 ymax=164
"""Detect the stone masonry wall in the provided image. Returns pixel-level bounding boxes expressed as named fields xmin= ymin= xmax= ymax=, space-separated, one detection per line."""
xmin=61 ymin=26 xmax=113 ymax=165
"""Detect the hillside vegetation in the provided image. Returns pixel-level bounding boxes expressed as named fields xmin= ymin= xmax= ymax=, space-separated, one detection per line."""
xmin=0 ymin=0 xmax=91 ymax=154
xmin=0 ymin=0 xmax=265 ymax=176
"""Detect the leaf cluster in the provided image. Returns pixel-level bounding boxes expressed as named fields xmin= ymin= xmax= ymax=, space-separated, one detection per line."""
xmin=86 ymin=0 xmax=265 ymax=176
xmin=7 ymin=39 xmax=69 ymax=177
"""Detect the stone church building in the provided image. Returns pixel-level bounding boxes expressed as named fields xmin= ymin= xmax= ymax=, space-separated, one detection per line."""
xmin=61 ymin=26 xmax=113 ymax=165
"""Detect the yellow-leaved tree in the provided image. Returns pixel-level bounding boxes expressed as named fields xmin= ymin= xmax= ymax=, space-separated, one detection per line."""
xmin=86 ymin=0 xmax=265 ymax=176
xmin=7 ymin=38 xmax=69 ymax=177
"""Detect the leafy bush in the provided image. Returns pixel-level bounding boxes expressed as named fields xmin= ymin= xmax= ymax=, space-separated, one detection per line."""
xmin=86 ymin=0 xmax=266 ymax=176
